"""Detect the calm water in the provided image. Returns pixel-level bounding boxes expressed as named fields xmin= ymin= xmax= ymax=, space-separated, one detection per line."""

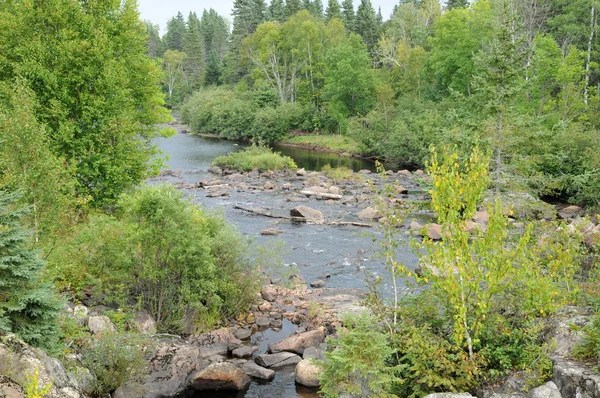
xmin=154 ymin=129 xmax=418 ymax=398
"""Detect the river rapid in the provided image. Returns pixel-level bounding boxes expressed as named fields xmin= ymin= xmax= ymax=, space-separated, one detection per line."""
xmin=152 ymin=126 xmax=421 ymax=397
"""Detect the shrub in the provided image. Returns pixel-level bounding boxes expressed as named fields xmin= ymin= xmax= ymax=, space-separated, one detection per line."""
xmin=50 ymin=185 xmax=261 ymax=334
xmin=212 ymin=146 xmax=297 ymax=172
xmin=81 ymin=332 xmax=149 ymax=397
xmin=573 ymin=314 xmax=600 ymax=368
xmin=251 ymin=102 xmax=304 ymax=144
xmin=319 ymin=314 xmax=398 ymax=398
xmin=321 ymin=164 xmax=364 ymax=184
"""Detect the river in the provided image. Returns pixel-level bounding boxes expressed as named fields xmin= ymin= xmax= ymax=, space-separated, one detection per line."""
xmin=154 ymin=128 xmax=420 ymax=397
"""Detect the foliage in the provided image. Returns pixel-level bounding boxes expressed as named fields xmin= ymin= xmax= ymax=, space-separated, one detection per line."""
xmin=0 ymin=0 xmax=172 ymax=207
xmin=251 ymin=102 xmax=303 ymax=143
xmin=0 ymin=191 xmax=61 ymax=350
xmin=81 ymin=332 xmax=149 ymax=397
xmin=212 ymin=146 xmax=297 ymax=172
xmin=48 ymin=185 xmax=261 ymax=334
xmin=573 ymin=314 xmax=600 ymax=368
xmin=282 ymin=134 xmax=361 ymax=154
xmin=24 ymin=368 xmax=52 ymax=398
xmin=321 ymin=164 xmax=364 ymax=183
xmin=319 ymin=314 xmax=398 ymax=398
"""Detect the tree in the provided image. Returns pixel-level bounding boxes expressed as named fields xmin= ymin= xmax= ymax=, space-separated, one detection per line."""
xmin=324 ymin=34 xmax=376 ymax=126
xmin=0 ymin=0 xmax=172 ymax=207
xmin=356 ymin=0 xmax=379 ymax=55
xmin=0 ymin=191 xmax=62 ymax=349
xmin=163 ymin=50 xmax=187 ymax=103
xmin=182 ymin=12 xmax=205 ymax=94
xmin=285 ymin=0 xmax=302 ymax=18
xmin=447 ymin=0 xmax=469 ymax=9
xmin=310 ymin=0 xmax=324 ymax=18
xmin=269 ymin=0 xmax=286 ymax=21
xmin=325 ymin=0 xmax=342 ymax=21
xmin=200 ymin=9 xmax=230 ymax=61
xmin=164 ymin=12 xmax=186 ymax=51
xmin=205 ymin=41 xmax=223 ymax=85
xmin=341 ymin=0 xmax=356 ymax=32
xmin=145 ymin=21 xmax=163 ymax=58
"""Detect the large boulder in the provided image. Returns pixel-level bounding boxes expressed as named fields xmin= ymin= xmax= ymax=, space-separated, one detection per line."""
xmin=0 ymin=335 xmax=86 ymax=398
xmin=269 ymin=327 xmax=326 ymax=355
xmin=295 ymin=359 xmax=322 ymax=387
xmin=87 ymin=315 xmax=116 ymax=334
xmin=357 ymin=207 xmax=380 ymax=220
xmin=559 ymin=205 xmax=584 ymax=219
xmin=290 ymin=206 xmax=325 ymax=224
xmin=131 ymin=311 xmax=156 ymax=334
xmin=529 ymin=381 xmax=561 ymax=398
xmin=188 ymin=328 xmax=235 ymax=358
xmin=190 ymin=363 xmax=251 ymax=391
xmin=113 ymin=338 xmax=204 ymax=398
xmin=255 ymin=352 xmax=302 ymax=368
xmin=552 ymin=357 xmax=600 ymax=398
xmin=240 ymin=362 xmax=275 ymax=381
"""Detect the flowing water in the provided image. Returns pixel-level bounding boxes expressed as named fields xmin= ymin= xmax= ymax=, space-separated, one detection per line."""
xmin=155 ymin=128 xmax=420 ymax=397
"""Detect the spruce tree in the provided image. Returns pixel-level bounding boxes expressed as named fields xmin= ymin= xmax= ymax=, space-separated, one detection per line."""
xmin=302 ymin=0 xmax=312 ymax=11
xmin=269 ymin=0 xmax=286 ymax=21
xmin=310 ymin=0 xmax=324 ymax=18
xmin=447 ymin=0 xmax=469 ymax=9
xmin=376 ymin=6 xmax=383 ymax=27
xmin=0 ymin=191 xmax=61 ymax=349
xmin=286 ymin=0 xmax=302 ymax=18
xmin=341 ymin=0 xmax=356 ymax=32
xmin=325 ymin=0 xmax=342 ymax=21
xmin=205 ymin=41 xmax=223 ymax=86
xmin=356 ymin=0 xmax=379 ymax=54
xmin=183 ymin=12 xmax=204 ymax=93
xmin=164 ymin=12 xmax=186 ymax=51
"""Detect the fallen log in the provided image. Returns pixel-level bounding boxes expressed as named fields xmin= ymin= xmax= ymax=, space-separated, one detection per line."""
xmin=328 ymin=221 xmax=373 ymax=228
xmin=300 ymin=190 xmax=343 ymax=200
xmin=233 ymin=205 xmax=372 ymax=228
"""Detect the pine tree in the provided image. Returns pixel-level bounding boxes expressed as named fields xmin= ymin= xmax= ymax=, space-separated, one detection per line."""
xmin=341 ymin=0 xmax=356 ymax=32
xmin=164 ymin=12 xmax=186 ymax=51
xmin=205 ymin=41 xmax=223 ymax=86
xmin=145 ymin=21 xmax=163 ymax=58
xmin=0 ymin=191 xmax=61 ymax=349
xmin=447 ymin=0 xmax=469 ymax=9
xmin=302 ymin=0 xmax=312 ymax=11
xmin=356 ymin=0 xmax=379 ymax=54
xmin=200 ymin=9 xmax=229 ymax=62
xmin=286 ymin=0 xmax=302 ymax=17
xmin=269 ymin=0 xmax=286 ymax=21
xmin=183 ymin=12 xmax=204 ymax=93
xmin=376 ymin=6 xmax=383 ymax=26
xmin=325 ymin=0 xmax=342 ymax=21
xmin=310 ymin=0 xmax=324 ymax=18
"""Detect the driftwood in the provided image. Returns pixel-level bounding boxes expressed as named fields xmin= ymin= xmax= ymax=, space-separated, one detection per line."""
xmin=233 ymin=204 xmax=372 ymax=228
xmin=299 ymin=190 xmax=343 ymax=200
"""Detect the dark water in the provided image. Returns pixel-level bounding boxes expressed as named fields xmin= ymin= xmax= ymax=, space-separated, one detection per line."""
xmin=272 ymin=144 xmax=380 ymax=173
xmin=154 ymin=129 xmax=419 ymax=398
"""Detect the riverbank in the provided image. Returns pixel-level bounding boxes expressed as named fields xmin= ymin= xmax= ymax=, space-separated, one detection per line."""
xmin=277 ymin=135 xmax=362 ymax=158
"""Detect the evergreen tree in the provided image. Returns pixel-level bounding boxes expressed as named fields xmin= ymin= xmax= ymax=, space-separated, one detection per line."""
xmin=183 ymin=12 xmax=204 ymax=93
xmin=356 ymin=0 xmax=379 ymax=54
xmin=205 ymin=41 xmax=223 ymax=86
xmin=286 ymin=0 xmax=302 ymax=18
xmin=325 ymin=0 xmax=342 ymax=21
xmin=0 ymin=191 xmax=61 ymax=349
xmin=302 ymin=0 xmax=312 ymax=11
xmin=447 ymin=0 xmax=469 ymax=9
xmin=200 ymin=9 xmax=229 ymax=62
xmin=145 ymin=21 xmax=163 ymax=58
xmin=376 ymin=6 xmax=383 ymax=26
xmin=269 ymin=0 xmax=286 ymax=21
xmin=164 ymin=12 xmax=186 ymax=51
xmin=341 ymin=0 xmax=356 ymax=32
xmin=310 ymin=0 xmax=324 ymax=18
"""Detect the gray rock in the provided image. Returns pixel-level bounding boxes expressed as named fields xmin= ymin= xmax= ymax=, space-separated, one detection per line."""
xmin=559 ymin=205 xmax=584 ymax=219
xmin=0 ymin=375 xmax=24 ymax=398
xmin=303 ymin=346 xmax=324 ymax=360
xmin=357 ymin=207 xmax=380 ymax=220
xmin=228 ymin=338 xmax=242 ymax=351
xmin=114 ymin=338 xmax=204 ymax=398
xmin=72 ymin=305 xmax=88 ymax=324
xmin=553 ymin=357 xmax=600 ymax=398
xmin=290 ymin=206 xmax=325 ymax=224
xmin=232 ymin=346 xmax=254 ymax=358
xmin=269 ymin=327 xmax=326 ymax=355
xmin=87 ymin=315 xmax=116 ymax=334
xmin=310 ymin=280 xmax=326 ymax=288
xmin=296 ymin=168 xmax=307 ymax=176
xmin=423 ymin=394 xmax=474 ymax=398
xmin=295 ymin=359 xmax=322 ymax=387
xmin=188 ymin=328 xmax=235 ymax=359
xmin=270 ymin=319 xmax=283 ymax=329
xmin=254 ymin=352 xmax=302 ymax=368
xmin=530 ymin=381 xmax=561 ymax=398
xmin=190 ymin=363 xmax=251 ymax=391
xmin=240 ymin=362 xmax=275 ymax=381
xmin=255 ymin=317 xmax=271 ymax=328
xmin=208 ymin=166 xmax=222 ymax=175
xmin=234 ymin=328 xmax=252 ymax=340
xmin=131 ymin=311 xmax=156 ymax=334
xmin=260 ymin=228 xmax=280 ymax=236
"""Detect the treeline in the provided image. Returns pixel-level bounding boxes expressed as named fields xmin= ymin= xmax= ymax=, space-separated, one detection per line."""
xmin=156 ymin=0 xmax=600 ymax=207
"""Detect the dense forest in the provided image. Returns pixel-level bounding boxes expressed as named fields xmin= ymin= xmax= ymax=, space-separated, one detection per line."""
xmin=1 ymin=0 xmax=600 ymax=397
xmin=156 ymin=0 xmax=600 ymax=207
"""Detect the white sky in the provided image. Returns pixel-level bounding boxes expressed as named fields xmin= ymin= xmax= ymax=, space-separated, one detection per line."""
xmin=137 ymin=0 xmax=400 ymax=35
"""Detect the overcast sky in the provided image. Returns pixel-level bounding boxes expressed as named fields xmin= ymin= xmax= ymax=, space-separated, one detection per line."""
xmin=137 ymin=0 xmax=400 ymax=35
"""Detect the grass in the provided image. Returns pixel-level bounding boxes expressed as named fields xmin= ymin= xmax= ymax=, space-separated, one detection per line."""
xmin=212 ymin=146 xmax=297 ymax=172
xmin=321 ymin=164 xmax=365 ymax=183
xmin=281 ymin=134 xmax=361 ymax=154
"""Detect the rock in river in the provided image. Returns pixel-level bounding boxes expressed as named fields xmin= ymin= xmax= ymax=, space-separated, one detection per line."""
xmin=290 ymin=206 xmax=325 ymax=224
xmin=269 ymin=327 xmax=326 ymax=355
xmin=240 ymin=362 xmax=275 ymax=381
xmin=295 ymin=359 xmax=322 ymax=388
xmin=190 ymin=362 xmax=251 ymax=391
xmin=255 ymin=352 xmax=302 ymax=368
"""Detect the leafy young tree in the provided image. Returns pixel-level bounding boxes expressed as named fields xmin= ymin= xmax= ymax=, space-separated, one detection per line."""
xmin=0 ymin=191 xmax=62 ymax=350
xmin=163 ymin=49 xmax=187 ymax=103
xmin=324 ymin=34 xmax=376 ymax=127
xmin=0 ymin=0 xmax=171 ymax=207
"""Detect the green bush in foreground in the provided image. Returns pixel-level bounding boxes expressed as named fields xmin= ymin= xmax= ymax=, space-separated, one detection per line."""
xmin=49 ymin=184 xmax=261 ymax=334
xmin=212 ymin=146 xmax=297 ymax=172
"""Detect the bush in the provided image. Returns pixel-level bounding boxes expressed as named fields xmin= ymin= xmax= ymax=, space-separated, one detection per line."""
xmin=321 ymin=164 xmax=364 ymax=184
xmin=212 ymin=146 xmax=297 ymax=172
xmin=50 ymin=185 xmax=261 ymax=334
xmin=250 ymin=102 xmax=304 ymax=144
xmin=81 ymin=332 xmax=149 ymax=397
xmin=573 ymin=314 xmax=600 ymax=368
